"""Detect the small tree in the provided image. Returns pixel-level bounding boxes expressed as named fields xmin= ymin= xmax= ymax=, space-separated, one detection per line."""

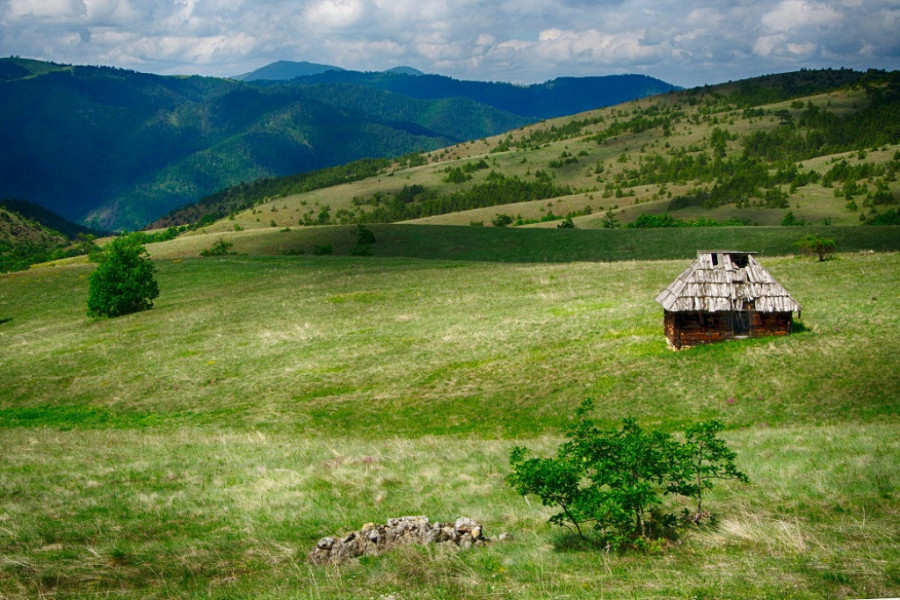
xmin=355 ymin=224 xmax=376 ymax=245
xmin=674 ymin=420 xmax=749 ymax=515
xmin=508 ymin=400 xmax=748 ymax=548
xmin=601 ymin=209 xmax=619 ymax=228
xmin=794 ymin=234 xmax=835 ymax=261
xmin=87 ymin=235 xmax=159 ymax=318
xmin=492 ymin=214 xmax=513 ymax=227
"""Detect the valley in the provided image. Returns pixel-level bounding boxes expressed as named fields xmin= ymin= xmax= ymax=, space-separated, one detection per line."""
xmin=0 ymin=66 xmax=898 ymax=599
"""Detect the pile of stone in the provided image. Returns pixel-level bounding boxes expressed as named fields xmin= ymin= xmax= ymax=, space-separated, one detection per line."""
xmin=308 ymin=516 xmax=488 ymax=565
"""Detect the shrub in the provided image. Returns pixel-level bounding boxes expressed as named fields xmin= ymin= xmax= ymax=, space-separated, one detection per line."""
xmin=313 ymin=244 xmax=333 ymax=255
xmin=601 ymin=209 xmax=619 ymax=228
xmin=557 ymin=217 xmax=575 ymax=229
xmin=780 ymin=211 xmax=806 ymax=226
xmin=355 ymin=224 xmax=376 ymax=245
xmin=794 ymin=235 xmax=836 ymax=261
xmin=87 ymin=234 xmax=160 ymax=318
xmin=508 ymin=399 xmax=747 ymax=548
xmin=200 ymin=238 xmax=235 ymax=256
xmin=492 ymin=214 xmax=513 ymax=227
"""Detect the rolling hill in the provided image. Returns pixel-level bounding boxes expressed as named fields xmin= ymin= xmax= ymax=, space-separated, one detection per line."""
xmin=0 ymin=58 xmax=676 ymax=232
xmin=0 ymin=59 xmax=527 ymax=231
xmin=244 ymin=63 xmax=679 ymax=119
xmin=152 ymin=68 xmax=898 ymax=249
xmin=0 ymin=199 xmax=100 ymax=272
xmin=1 ymin=65 xmax=898 ymax=600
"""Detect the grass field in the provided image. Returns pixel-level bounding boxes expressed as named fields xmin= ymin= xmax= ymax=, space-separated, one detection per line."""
xmin=1 ymin=240 xmax=898 ymax=598
xmin=132 ymin=223 xmax=900 ymax=263
xmin=177 ymin=82 xmax=898 ymax=237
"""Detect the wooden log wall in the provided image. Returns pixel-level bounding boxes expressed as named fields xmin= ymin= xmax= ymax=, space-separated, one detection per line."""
xmin=664 ymin=310 xmax=793 ymax=348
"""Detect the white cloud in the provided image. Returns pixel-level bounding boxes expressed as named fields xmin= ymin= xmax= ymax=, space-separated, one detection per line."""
xmin=0 ymin=0 xmax=896 ymax=87
xmin=6 ymin=0 xmax=85 ymax=21
xmin=761 ymin=0 xmax=841 ymax=32
xmin=304 ymin=0 xmax=365 ymax=29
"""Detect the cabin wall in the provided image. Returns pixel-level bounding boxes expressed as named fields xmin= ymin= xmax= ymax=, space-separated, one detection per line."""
xmin=665 ymin=310 xmax=793 ymax=348
xmin=750 ymin=311 xmax=793 ymax=336
xmin=665 ymin=311 xmax=733 ymax=348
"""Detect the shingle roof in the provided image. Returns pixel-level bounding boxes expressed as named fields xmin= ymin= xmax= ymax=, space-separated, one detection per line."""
xmin=655 ymin=251 xmax=801 ymax=313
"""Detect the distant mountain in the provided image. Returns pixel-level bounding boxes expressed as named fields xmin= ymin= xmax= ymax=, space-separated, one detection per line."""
xmin=234 ymin=60 xmax=344 ymax=81
xmin=0 ymin=57 xmax=680 ymax=230
xmin=385 ymin=66 xmax=425 ymax=76
xmin=0 ymin=200 xmax=86 ymax=273
xmin=271 ymin=70 xmax=680 ymax=119
xmin=0 ymin=58 xmax=528 ymax=230
xmin=0 ymin=198 xmax=101 ymax=238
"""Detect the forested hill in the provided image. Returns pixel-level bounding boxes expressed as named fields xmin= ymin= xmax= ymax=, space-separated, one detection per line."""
xmin=0 ymin=58 xmax=529 ymax=231
xmin=250 ymin=68 xmax=679 ymax=119
xmin=154 ymin=68 xmax=898 ymax=233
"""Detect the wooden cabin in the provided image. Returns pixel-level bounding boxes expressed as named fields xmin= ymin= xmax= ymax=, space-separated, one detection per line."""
xmin=655 ymin=251 xmax=801 ymax=349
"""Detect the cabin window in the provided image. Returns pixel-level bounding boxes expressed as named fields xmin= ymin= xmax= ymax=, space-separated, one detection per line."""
xmin=711 ymin=254 xmax=718 ymax=266
xmin=729 ymin=253 xmax=749 ymax=268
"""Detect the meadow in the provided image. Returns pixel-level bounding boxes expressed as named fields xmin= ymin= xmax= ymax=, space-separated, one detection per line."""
xmin=1 ymin=236 xmax=898 ymax=598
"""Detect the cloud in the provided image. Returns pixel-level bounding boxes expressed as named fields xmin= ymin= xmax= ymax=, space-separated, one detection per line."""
xmin=0 ymin=0 xmax=896 ymax=86
xmin=761 ymin=0 xmax=841 ymax=32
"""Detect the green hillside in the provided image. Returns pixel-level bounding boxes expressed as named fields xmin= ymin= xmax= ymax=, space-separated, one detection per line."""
xmin=0 ymin=249 xmax=897 ymax=598
xmin=1 ymin=67 xmax=898 ymax=600
xmin=0 ymin=200 xmax=100 ymax=272
xmin=159 ymin=69 xmax=897 ymax=243
xmin=0 ymin=58 xmax=529 ymax=230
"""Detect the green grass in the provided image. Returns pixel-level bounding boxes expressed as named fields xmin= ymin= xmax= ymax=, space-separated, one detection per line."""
xmin=1 ymin=250 xmax=898 ymax=598
xmin=178 ymin=82 xmax=898 ymax=237
xmin=0 ymin=426 xmax=896 ymax=598
xmin=145 ymin=224 xmax=900 ymax=263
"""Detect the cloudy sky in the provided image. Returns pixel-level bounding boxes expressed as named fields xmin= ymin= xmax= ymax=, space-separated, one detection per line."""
xmin=1 ymin=0 xmax=897 ymax=87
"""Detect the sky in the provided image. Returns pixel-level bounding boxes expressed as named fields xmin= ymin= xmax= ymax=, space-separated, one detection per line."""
xmin=1 ymin=0 xmax=898 ymax=87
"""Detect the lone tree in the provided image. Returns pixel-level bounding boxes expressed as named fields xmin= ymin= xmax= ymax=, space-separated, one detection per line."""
xmin=794 ymin=234 xmax=836 ymax=261
xmin=87 ymin=234 xmax=160 ymax=318
xmin=508 ymin=400 xmax=748 ymax=548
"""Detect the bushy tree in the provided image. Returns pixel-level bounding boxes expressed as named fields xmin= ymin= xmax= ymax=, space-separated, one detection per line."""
xmin=492 ymin=214 xmax=513 ymax=227
xmin=508 ymin=400 xmax=747 ymax=548
xmin=87 ymin=235 xmax=159 ymax=318
xmin=355 ymin=224 xmax=376 ymax=245
xmin=794 ymin=234 xmax=836 ymax=261
xmin=674 ymin=420 xmax=749 ymax=515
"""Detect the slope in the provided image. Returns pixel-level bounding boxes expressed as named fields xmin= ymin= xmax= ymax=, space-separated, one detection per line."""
xmin=0 ymin=201 xmax=93 ymax=272
xmin=264 ymin=68 xmax=680 ymax=119
xmin=158 ymin=68 xmax=897 ymax=246
xmin=0 ymin=250 xmax=897 ymax=598
xmin=0 ymin=58 xmax=529 ymax=231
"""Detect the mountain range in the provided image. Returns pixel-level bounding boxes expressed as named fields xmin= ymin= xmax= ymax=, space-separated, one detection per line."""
xmin=0 ymin=58 xmax=677 ymax=230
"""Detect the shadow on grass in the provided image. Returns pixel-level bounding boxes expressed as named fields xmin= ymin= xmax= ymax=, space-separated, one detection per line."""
xmin=0 ymin=317 xmax=11 ymax=325
xmin=550 ymin=531 xmax=612 ymax=553
xmin=792 ymin=320 xmax=811 ymax=334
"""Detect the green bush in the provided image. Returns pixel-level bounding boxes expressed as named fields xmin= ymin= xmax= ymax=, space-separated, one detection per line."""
xmin=200 ymin=238 xmax=235 ymax=256
xmin=87 ymin=235 xmax=159 ymax=318
xmin=508 ymin=400 xmax=747 ymax=548
xmin=780 ymin=211 xmax=806 ymax=226
xmin=557 ymin=217 xmax=575 ymax=229
xmin=313 ymin=244 xmax=333 ymax=255
xmin=492 ymin=214 xmax=513 ymax=227
xmin=355 ymin=224 xmax=376 ymax=245
xmin=794 ymin=234 xmax=836 ymax=261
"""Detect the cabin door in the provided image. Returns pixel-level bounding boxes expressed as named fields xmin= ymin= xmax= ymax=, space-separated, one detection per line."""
xmin=733 ymin=308 xmax=750 ymax=337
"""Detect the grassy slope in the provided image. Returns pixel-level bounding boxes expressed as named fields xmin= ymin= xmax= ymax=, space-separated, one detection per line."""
xmin=173 ymin=77 xmax=897 ymax=241
xmin=1 ymin=251 xmax=898 ymax=598
xmin=138 ymin=223 xmax=900 ymax=263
